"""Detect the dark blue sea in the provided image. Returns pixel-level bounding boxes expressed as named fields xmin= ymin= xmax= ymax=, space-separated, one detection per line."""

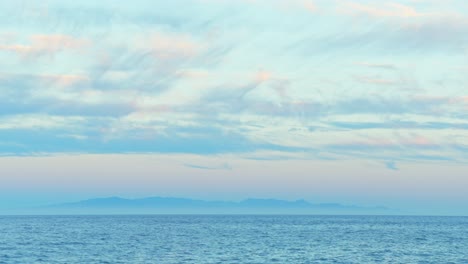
xmin=0 ymin=215 xmax=467 ymax=263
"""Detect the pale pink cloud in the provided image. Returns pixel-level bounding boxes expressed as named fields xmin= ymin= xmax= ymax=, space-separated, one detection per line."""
xmin=448 ymin=96 xmax=468 ymax=108
xmin=0 ymin=72 xmax=89 ymax=89
xmin=349 ymin=138 xmax=397 ymax=148
xmin=0 ymin=34 xmax=90 ymax=58
xmin=42 ymin=74 xmax=90 ymax=88
xmin=302 ymin=1 xmax=317 ymax=13
xmin=341 ymin=2 xmax=423 ymax=18
xmin=400 ymin=135 xmax=437 ymax=147
xmin=355 ymin=62 xmax=397 ymax=70
xmin=254 ymin=70 xmax=273 ymax=83
xmin=150 ymin=32 xmax=200 ymax=61
xmin=198 ymin=0 xmax=317 ymax=13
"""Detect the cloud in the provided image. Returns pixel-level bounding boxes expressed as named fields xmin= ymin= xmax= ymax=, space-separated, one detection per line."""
xmin=254 ymin=70 xmax=273 ymax=83
xmin=319 ymin=132 xmax=465 ymax=163
xmin=355 ymin=62 xmax=397 ymax=70
xmin=184 ymin=163 xmax=232 ymax=170
xmin=148 ymin=32 xmax=201 ymax=62
xmin=0 ymin=114 xmax=84 ymax=130
xmin=399 ymin=135 xmax=438 ymax=148
xmin=354 ymin=75 xmax=400 ymax=85
xmin=341 ymin=2 xmax=423 ymax=18
xmin=385 ymin=161 xmax=398 ymax=170
xmin=290 ymin=2 xmax=468 ymax=54
xmin=329 ymin=121 xmax=468 ymax=130
xmin=0 ymin=32 xmax=16 ymax=43
xmin=326 ymin=138 xmax=399 ymax=151
xmin=324 ymin=133 xmax=443 ymax=151
xmin=0 ymin=34 xmax=90 ymax=59
xmin=198 ymin=0 xmax=317 ymax=13
xmin=0 ymin=121 xmax=307 ymax=155
xmin=331 ymin=96 xmax=459 ymax=116
xmin=0 ymin=72 xmax=139 ymax=117
xmin=0 ymin=0 xmax=466 ymax=166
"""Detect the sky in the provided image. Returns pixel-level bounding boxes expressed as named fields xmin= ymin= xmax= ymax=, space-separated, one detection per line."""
xmin=0 ymin=0 xmax=467 ymax=215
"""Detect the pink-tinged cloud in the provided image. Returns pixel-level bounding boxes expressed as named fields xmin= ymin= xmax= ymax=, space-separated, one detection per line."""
xmin=449 ymin=96 xmax=468 ymax=110
xmin=0 ymin=72 xmax=90 ymax=90
xmin=400 ymin=135 xmax=438 ymax=148
xmin=254 ymin=70 xmax=273 ymax=83
xmin=449 ymin=96 xmax=468 ymax=104
xmin=41 ymin=74 xmax=90 ymax=88
xmin=341 ymin=2 xmax=423 ymax=18
xmin=198 ymin=0 xmax=317 ymax=13
xmin=354 ymin=75 xmax=399 ymax=85
xmin=355 ymin=62 xmax=397 ymax=70
xmin=0 ymin=34 xmax=90 ymax=58
xmin=150 ymin=32 xmax=201 ymax=61
xmin=301 ymin=1 xmax=316 ymax=13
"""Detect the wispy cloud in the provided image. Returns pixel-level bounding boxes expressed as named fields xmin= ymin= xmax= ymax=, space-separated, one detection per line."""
xmin=355 ymin=62 xmax=397 ymax=70
xmin=385 ymin=161 xmax=398 ymax=170
xmin=0 ymin=34 xmax=90 ymax=59
xmin=340 ymin=2 xmax=423 ymax=18
xmin=0 ymin=0 xmax=466 ymax=167
xmin=184 ymin=162 xmax=232 ymax=170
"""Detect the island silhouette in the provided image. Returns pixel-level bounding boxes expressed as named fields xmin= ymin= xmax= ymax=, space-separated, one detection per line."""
xmin=19 ymin=196 xmax=393 ymax=215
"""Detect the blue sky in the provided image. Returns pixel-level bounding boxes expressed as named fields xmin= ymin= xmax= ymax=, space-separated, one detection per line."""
xmin=1 ymin=0 xmax=468 ymax=215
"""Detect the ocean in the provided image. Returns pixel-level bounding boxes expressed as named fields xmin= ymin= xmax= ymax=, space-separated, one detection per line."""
xmin=0 ymin=215 xmax=467 ymax=263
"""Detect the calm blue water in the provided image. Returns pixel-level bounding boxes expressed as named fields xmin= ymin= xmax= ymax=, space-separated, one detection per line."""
xmin=0 ymin=215 xmax=467 ymax=263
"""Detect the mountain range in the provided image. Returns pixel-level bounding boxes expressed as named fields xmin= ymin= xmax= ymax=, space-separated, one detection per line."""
xmin=26 ymin=196 xmax=392 ymax=215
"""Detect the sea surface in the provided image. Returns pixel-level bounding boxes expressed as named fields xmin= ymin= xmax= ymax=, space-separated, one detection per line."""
xmin=0 ymin=215 xmax=467 ymax=263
